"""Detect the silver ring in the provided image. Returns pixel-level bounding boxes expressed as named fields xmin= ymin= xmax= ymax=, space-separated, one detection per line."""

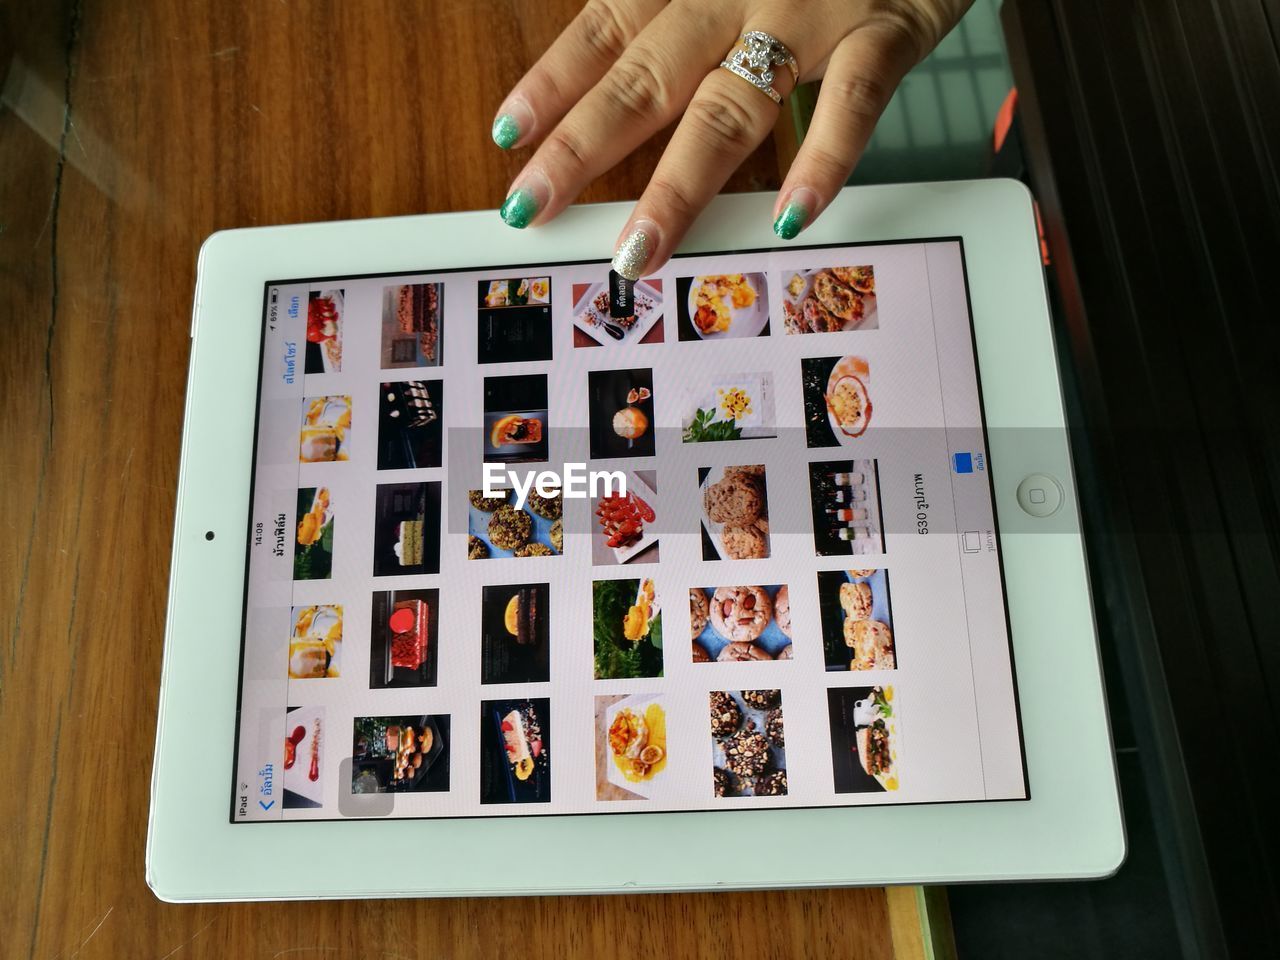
xmin=719 ymin=31 xmax=800 ymax=105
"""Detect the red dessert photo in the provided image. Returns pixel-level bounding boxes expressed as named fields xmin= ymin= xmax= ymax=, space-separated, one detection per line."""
xmin=389 ymin=598 xmax=429 ymax=670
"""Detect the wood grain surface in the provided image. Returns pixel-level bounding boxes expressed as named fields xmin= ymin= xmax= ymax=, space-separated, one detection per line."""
xmin=0 ymin=2 xmax=920 ymax=957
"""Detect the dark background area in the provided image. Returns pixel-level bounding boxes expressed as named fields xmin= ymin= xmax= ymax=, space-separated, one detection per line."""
xmin=945 ymin=0 xmax=1280 ymax=957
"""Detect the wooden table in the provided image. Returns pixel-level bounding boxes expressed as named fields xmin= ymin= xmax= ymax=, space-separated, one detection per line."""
xmin=0 ymin=2 xmax=940 ymax=956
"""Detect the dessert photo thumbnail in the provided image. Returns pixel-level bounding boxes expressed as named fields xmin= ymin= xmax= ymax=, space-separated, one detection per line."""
xmin=304 ymin=289 xmax=344 ymax=373
xmin=808 ymin=458 xmax=885 ymax=556
xmin=372 ymin=481 xmax=441 ymax=577
xmin=381 ymin=282 xmax=442 ymax=368
xmin=816 ymin=570 xmax=896 ymax=671
xmin=480 ymin=583 xmax=550 ymax=685
xmin=480 ymin=698 xmax=551 ymax=804
xmin=802 ymin=356 xmax=872 ymax=447
xmin=467 ymin=487 xmax=562 ymax=559
xmin=477 ymin=276 xmax=552 ymax=364
xmin=483 ymin=373 xmax=548 ymax=464
xmin=299 ymin=395 xmax=351 ymax=462
xmin=351 ymin=715 xmax=450 ymax=794
xmin=588 ymin=368 xmax=656 ymax=459
xmin=282 ymin=706 xmax=324 ymax=809
xmin=591 ymin=469 xmax=658 ymax=565
xmin=288 ymin=604 xmax=342 ymax=678
xmin=572 ymin=276 xmax=664 ymax=347
xmin=699 ymin=465 xmax=770 ymax=560
xmin=690 ymin=585 xmax=792 ymax=663
xmin=827 ymin=685 xmax=899 ymax=793
xmin=596 ymin=693 xmax=669 ymax=800
xmin=377 ymin=380 xmax=442 ymax=470
xmin=781 ymin=264 xmax=877 ymax=334
xmin=294 ymin=486 xmax=334 ymax=580
xmin=681 ymin=371 xmax=776 ymax=443
xmin=676 ymin=273 xmax=770 ymax=341
xmin=369 ymin=589 xmax=439 ymax=688
xmin=593 ymin=577 xmax=662 ymax=679
xmin=709 ymin=690 xmax=787 ymax=799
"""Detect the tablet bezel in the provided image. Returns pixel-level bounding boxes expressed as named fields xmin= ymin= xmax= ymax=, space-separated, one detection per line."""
xmin=148 ymin=180 xmax=1123 ymax=901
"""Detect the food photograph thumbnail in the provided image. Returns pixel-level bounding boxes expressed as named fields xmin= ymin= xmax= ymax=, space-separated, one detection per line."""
xmin=816 ymin=570 xmax=896 ymax=671
xmin=827 ymin=686 xmax=899 ymax=793
xmin=294 ymin=486 xmax=334 ymax=580
xmin=587 ymin=368 xmax=656 ymax=460
xmin=299 ymin=395 xmax=351 ymax=462
xmin=351 ymin=715 xmax=451 ymax=794
xmin=480 ymin=698 xmax=551 ymax=805
xmin=596 ymin=693 xmax=669 ymax=800
xmin=288 ymin=604 xmax=342 ymax=679
xmin=467 ymin=487 xmax=562 ymax=559
xmin=380 ymin=282 xmax=443 ymax=368
xmin=480 ymin=583 xmax=550 ymax=685
xmin=483 ymin=373 xmax=549 ymax=464
xmin=369 ymin=589 xmax=439 ymax=688
xmin=807 ymin=458 xmax=885 ymax=556
xmin=781 ymin=264 xmax=877 ymax=334
xmin=592 ymin=577 xmax=662 ymax=679
xmin=371 ymin=481 xmax=441 ymax=577
xmin=304 ymin=289 xmax=344 ymax=373
xmin=477 ymin=277 xmax=553 ymax=364
xmin=591 ymin=469 xmax=658 ymax=565
xmin=676 ymin=273 xmax=770 ymax=341
xmin=680 ymin=371 xmax=776 ymax=443
xmin=282 ymin=706 xmax=325 ymax=809
xmin=690 ymin=585 xmax=792 ymax=662
xmin=572 ymin=276 xmax=664 ymax=347
xmin=709 ymin=690 xmax=787 ymax=799
xmin=377 ymin=380 xmax=442 ymax=470
xmin=802 ymin=356 xmax=873 ymax=447
xmin=699 ymin=464 xmax=771 ymax=560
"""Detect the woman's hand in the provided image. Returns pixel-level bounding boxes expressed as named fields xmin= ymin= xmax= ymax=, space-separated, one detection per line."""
xmin=491 ymin=0 xmax=971 ymax=278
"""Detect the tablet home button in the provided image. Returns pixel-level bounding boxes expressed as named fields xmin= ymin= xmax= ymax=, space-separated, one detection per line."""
xmin=1016 ymin=473 xmax=1064 ymax=518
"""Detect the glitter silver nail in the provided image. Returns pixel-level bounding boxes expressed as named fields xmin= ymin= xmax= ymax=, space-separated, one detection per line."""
xmin=611 ymin=228 xmax=651 ymax=281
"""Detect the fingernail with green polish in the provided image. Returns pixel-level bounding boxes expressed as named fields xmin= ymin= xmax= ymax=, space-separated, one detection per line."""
xmin=500 ymin=188 xmax=538 ymax=229
xmin=492 ymin=113 xmax=520 ymax=150
xmin=773 ymin=201 xmax=809 ymax=240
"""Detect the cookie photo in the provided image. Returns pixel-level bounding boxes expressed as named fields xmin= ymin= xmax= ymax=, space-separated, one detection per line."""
xmin=487 ymin=504 xmax=532 ymax=550
xmin=774 ymin=584 xmax=791 ymax=637
xmin=754 ymin=769 xmax=788 ymax=796
xmin=703 ymin=473 xmax=763 ymax=524
xmin=721 ymin=523 xmax=768 ymax=559
xmin=740 ymin=689 xmax=780 ymax=711
xmin=710 ymin=585 xmax=772 ymax=642
xmin=847 ymin=619 xmax=896 ymax=670
xmin=689 ymin=588 xmax=710 ymax=638
xmin=765 ymin=707 xmax=785 ymax=747
xmin=722 ymin=727 xmax=770 ymax=778
xmin=839 ymin=581 xmax=873 ymax=620
xmin=525 ymin=490 xmax=562 ymax=520
xmin=514 ymin=542 xmax=554 ymax=557
xmin=469 ymin=490 xmax=509 ymax=512
xmin=709 ymin=691 xmax=741 ymax=738
xmin=716 ymin=641 xmax=772 ymax=662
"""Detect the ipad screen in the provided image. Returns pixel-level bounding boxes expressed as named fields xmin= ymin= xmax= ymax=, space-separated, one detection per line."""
xmin=231 ymin=239 xmax=1027 ymax=821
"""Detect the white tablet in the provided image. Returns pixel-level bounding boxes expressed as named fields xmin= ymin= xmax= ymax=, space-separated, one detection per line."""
xmin=148 ymin=180 xmax=1123 ymax=901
